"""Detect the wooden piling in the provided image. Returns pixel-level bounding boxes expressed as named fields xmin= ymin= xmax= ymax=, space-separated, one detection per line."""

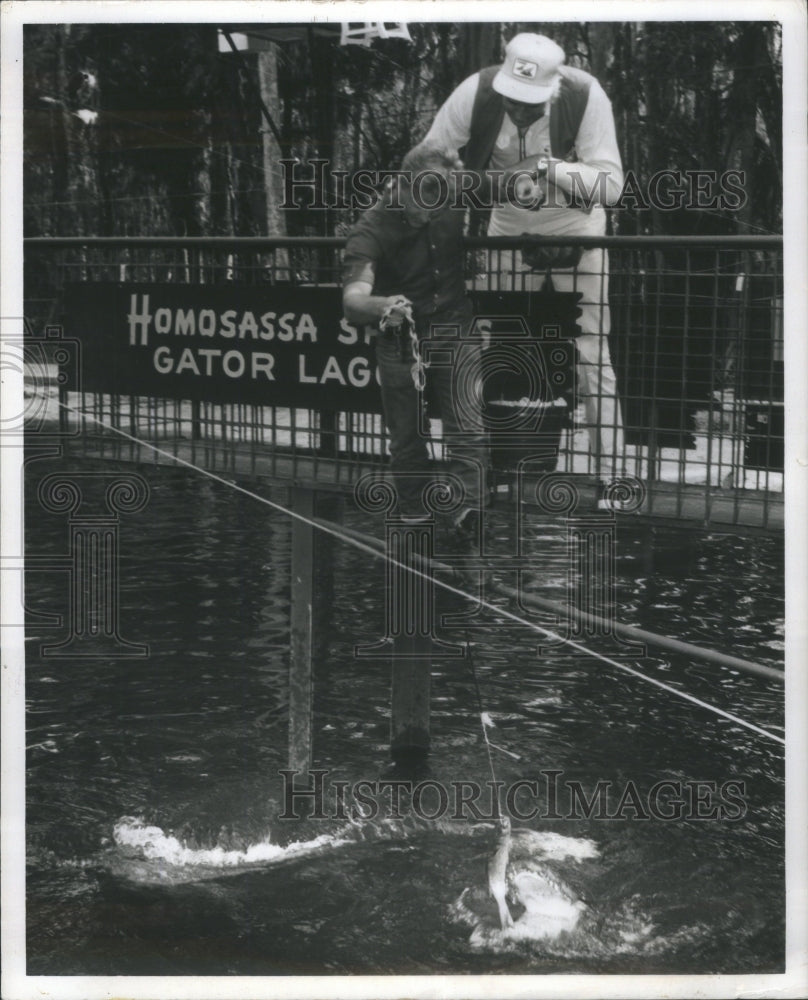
xmin=288 ymin=486 xmax=315 ymax=774
xmin=388 ymin=519 xmax=433 ymax=763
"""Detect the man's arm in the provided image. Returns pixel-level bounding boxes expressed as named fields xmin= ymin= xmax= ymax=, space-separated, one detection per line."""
xmin=424 ymin=73 xmax=515 ymax=204
xmin=548 ymin=81 xmax=624 ymax=207
xmin=494 ymin=85 xmax=624 ymax=210
xmin=343 ymin=279 xmax=411 ymax=328
xmin=422 ymin=73 xmax=479 ymax=153
xmin=343 ymin=230 xmax=412 ymax=328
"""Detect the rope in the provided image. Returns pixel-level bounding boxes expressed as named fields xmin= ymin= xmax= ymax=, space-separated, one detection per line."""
xmin=56 ymin=400 xmax=785 ymax=748
xmin=492 ymin=581 xmax=784 ymax=683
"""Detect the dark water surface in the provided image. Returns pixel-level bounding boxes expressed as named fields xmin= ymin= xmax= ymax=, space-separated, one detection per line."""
xmin=24 ymin=458 xmax=785 ymax=975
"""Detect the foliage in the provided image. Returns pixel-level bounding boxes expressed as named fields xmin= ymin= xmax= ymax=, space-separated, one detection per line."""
xmin=23 ymin=21 xmax=782 ymax=238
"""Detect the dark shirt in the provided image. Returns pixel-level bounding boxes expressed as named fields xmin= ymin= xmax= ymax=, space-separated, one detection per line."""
xmin=342 ymin=196 xmax=469 ymax=323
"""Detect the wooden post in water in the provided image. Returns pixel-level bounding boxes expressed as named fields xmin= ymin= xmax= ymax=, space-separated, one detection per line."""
xmin=387 ymin=517 xmax=433 ymax=766
xmin=288 ymin=486 xmax=315 ymax=774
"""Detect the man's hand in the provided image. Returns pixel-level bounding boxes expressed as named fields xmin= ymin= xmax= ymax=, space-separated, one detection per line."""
xmin=379 ymin=295 xmax=413 ymax=329
xmin=511 ymin=172 xmax=547 ymax=211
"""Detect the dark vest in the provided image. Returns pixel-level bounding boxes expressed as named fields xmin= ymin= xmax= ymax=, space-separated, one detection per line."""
xmin=462 ymin=64 xmax=593 ymax=171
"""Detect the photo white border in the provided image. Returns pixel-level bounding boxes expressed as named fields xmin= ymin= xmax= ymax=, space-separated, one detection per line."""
xmin=2 ymin=2 xmax=806 ymax=998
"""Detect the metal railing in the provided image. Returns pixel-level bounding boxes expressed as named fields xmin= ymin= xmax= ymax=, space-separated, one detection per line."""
xmin=23 ymin=235 xmax=784 ymax=530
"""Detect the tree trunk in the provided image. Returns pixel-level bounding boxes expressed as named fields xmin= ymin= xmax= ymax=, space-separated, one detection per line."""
xmin=587 ymin=22 xmax=613 ymax=81
xmin=457 ymin=24 xmax=502 ymax=83
xmin=724 ymin=25 xmax=765 ymax=235
xmin=54 ymin=25 xmax=73 ymax=235
xmin=257 ymin=45 xmax=287 ymax=239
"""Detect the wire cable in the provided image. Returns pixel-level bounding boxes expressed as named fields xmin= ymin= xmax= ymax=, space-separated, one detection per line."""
xmin=55 ymin=398 xmax=785 ymax=748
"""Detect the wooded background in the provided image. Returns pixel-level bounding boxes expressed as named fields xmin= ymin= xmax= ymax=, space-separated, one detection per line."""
xmin=23 ymin=21 xmax=782 ymax=239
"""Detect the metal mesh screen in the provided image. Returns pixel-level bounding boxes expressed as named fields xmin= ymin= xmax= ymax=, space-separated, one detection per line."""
xmin=23 ymin=235 xmax=784 ymax=529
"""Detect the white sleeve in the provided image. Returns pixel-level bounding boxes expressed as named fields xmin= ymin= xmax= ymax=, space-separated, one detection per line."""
xmin=422 ymin=72 xmax=480 ymax=156
xmin=554 ymin=80 xmax=624 ymax=206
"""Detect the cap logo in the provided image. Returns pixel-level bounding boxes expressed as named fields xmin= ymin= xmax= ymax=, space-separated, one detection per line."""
xmin=512 ymin=58 xmax=538 ymax=79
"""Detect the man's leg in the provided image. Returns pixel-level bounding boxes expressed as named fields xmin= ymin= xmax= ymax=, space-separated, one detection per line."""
xmin=376 ymin=332 xmax=432 ymax=515
xmin=429 ymin=336 xmax=489 ymax=524
xmin=546 ymin=248 xmax=625 ymax=482
xmin=573 ymin=331 xmax=625 ymax=482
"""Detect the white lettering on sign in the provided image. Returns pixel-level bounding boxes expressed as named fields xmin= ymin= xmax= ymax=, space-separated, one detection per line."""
xmin=128 ymin=293 xmax=152 ymax=346
xmin=299 ymin=353 xmax=376 ymax=388
xmin=127 ymin=296 xmax=321 ymax=343
xmin=338 ymin=317 xmax=357 ymax=345
xmin=238 ymin=312 xmax=259 ymax=339
xmin=152 ymin=345 xmax=275 ymax=381
xmin=155 ymin=308 xmax=172 ymax=335
xmin=278 ymin=314 xmax=296 ymax=341
xmin=153 ymin=345 xmax=172 ymax=373
xmin=222 ymin=350 xmax=245 ymax=378
xmin=176 ymin=309 xmax=195 ymax=336
xmin=220 ymin=311 xmax=237 ymax=338
xmin=132 ymin=298 xmax=375 ymax=393
xmin=197 ymin=349 xmax=222 ymax=375
xmin=299 ymin=353 xmax=317 ymax=383
xmin=175 ymin=347 xmax=200 ymax=375
xmin=348 ymin=356 xmax=371 ymax=388
xmin=321 ymin=355 xmax=346 ymax=385
xmin=251 ymin=353 xmax=275 ymax=380
xmin=199 ymin=309 xmax=216 ymax=337
xmin=260 ymin=312 xmax=276 ymax=339
xmin=338 ymin=319 xmax=374 ymax=346
xmin=297 ymin=314 xmax=317 ymax=342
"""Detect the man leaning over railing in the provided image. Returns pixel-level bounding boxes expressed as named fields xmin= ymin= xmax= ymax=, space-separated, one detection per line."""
xmin=424 ymin=32 xmax=629 ymax=511
xmin=342 ymin=143 xmax=489 ymax=542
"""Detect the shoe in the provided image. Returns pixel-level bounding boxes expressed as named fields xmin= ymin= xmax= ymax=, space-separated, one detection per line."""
xmin=595 ymin=481 xmax=635 ymax=514
xmin=453 ymin=507 xmax=480 ymax=538
xmin=383 ymin=750 xmax=431 ymax=781
xmin=440 ymin=508 xmax=481 ymax=559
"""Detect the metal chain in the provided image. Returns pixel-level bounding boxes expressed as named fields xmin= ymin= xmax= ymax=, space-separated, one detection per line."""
xmin=379 ymin=298 xmax=428 ymax=392
xmin=408 ymin=322 xmax=428 ymax=392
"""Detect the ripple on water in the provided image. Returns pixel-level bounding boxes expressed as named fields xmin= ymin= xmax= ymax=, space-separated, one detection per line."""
xmin=24 ymin=467 xmax=785 ymax=975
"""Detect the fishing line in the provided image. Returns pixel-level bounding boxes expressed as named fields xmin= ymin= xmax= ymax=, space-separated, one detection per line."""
xmin=464 ymin=630 xmax=500 ymax=813
xmin=463 ymin=629 xmax=523 ymax=821
xmin=54 ymin=399 xmax=785 ymax=748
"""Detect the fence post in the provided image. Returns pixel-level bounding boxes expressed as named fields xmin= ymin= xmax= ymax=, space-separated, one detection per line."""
xmin=648 ymin=401 xmax=659 ymax=483
xmin=191 ymin=399 xmax=201 ymax=441
xmin=318 ymin=409 xmax=339 ymax=458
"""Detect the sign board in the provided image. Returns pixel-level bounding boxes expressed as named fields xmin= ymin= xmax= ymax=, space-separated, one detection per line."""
xmin=62 ymin=282 xmax=581 ymax=412
xmin=63 ymin=283 xmax=383 ymax=411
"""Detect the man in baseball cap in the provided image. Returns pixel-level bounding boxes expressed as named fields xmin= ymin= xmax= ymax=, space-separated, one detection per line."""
xmin=423 ymin=33 xmax=630 ymax=511
xmin=492 ymin=33 xmax=566 ymax=104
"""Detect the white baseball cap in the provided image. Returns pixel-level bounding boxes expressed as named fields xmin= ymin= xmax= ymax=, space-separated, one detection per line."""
xmin=492 ymin=33 xmax=565 ymax=104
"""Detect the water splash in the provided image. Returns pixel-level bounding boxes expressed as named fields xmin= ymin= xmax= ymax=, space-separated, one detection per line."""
xmin=451 ymin=830 xmax=617 ymax=954
xmin=509 ymin=829 xmax=599 ymax=862
xmin=114 ymin=815 xmax=350 ymax=863
xmin=110 ymin=816 xmax=350 ymax=883
xmin=108 ymin=812 xmax=491 ymax=885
